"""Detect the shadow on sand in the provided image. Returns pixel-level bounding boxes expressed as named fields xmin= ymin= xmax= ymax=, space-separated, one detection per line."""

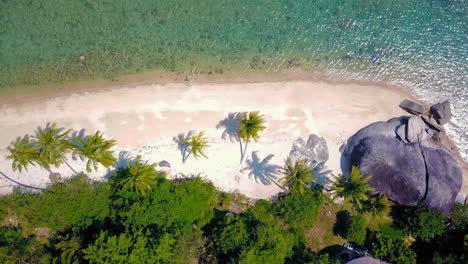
xmin=173 ymin=131 xmax=195 ymax=163
xmin=241 ymin=151 xmax=283 ymax=188
xmin=216 ymin=112 xmax=242 ymax=142
xmin=105 ymin=151 xmax=136 ymax=179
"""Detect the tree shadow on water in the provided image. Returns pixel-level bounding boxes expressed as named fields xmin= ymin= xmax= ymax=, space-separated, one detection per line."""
xmin=241 ymin=151 xmax=282 ymax=188
xmin=216 ymin=112 xmax=242 ymax=142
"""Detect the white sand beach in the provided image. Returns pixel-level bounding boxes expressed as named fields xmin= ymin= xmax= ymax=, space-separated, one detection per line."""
xmin=0 ymin=77 xmax=466 ymax=200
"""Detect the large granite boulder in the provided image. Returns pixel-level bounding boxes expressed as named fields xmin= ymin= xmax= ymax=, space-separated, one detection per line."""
xmin=342 ymin=116 xmax=462 ymax=214
xmin=289 ymin=134 xmax=329 ymax=168
xmin=399 ymin=99 xmax=425 ymax=115
xmin=430 ymin=100 xmax=452 ymax=125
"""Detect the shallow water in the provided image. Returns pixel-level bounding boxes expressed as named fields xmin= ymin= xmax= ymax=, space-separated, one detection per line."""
xmin=1 ymin=0 xmax=467 ymax=159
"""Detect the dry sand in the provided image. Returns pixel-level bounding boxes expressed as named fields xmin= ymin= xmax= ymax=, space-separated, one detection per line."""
xmin=0 ymin=77 xmax=465 ymax=200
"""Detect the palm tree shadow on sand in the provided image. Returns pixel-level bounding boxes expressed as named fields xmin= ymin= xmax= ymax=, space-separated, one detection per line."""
xmin=70 ymin=129 xmax=87 ymax=161
xmin=173 ymin=131 xmax=195 ymax=162
xmin=311 ymin=162 xmax=333 ymax=187
xmin=216 ymin=112 xmax=242 ymax=142
xmin=105 ymin=151 xmax=135 ymax=179
xmin=241 ymin=151 xmax=283 ymax=188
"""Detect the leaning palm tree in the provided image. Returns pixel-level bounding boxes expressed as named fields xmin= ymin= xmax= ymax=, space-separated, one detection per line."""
xmin=182 ymin=131 xmax=209 ymax=162
xmin=6 ymin=135 xmax=38 ymax=172
xmin=73 ymin=131 xmax=117 ymax=172
xmin=32 ymin=123 xmax=76 ymax=173
xmin=330 ymin=166 xmax=374 ymax=211
xmin=279 ymin=158 xmax=316 ymax=195
xmin=114 ymin=156 xmax=165 ymax=196
xmin=238 ymin=112 xmax=266 ymax=163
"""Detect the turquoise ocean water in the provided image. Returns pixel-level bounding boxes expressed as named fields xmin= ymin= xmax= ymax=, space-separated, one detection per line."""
xmin=1 ymin=0 xmax=467 ymax=159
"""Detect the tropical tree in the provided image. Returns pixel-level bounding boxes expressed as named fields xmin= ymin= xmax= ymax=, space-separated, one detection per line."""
xmin=238 ymin=112 xmax=266 ymax=164
xmin=73 ymin=131 xmax=117 ymax=172
xmin=279 ymin=158 xmax=316 ymax=195
xmin=32 ymin=123 xmax=76 ymax=173
xmin=6 ymin=135 xmax=38 ymax=172
xmin=366 ymin=194 xmax=389 ymax=218
xmin=330 ymin=166 xmax=374 ymax=211
xmin=113 ymin=157 xmax=165 ymax=195
xmin=182 ymin=131 xmax=209 ymax=162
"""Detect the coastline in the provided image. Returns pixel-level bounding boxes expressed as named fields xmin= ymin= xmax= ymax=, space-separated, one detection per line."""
xmin=0 ymin=71 xmax=466 ymax=201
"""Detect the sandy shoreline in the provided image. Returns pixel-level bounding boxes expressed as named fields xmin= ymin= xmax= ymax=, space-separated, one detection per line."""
xmin=0 ymin=73 xmax=466 ymax=201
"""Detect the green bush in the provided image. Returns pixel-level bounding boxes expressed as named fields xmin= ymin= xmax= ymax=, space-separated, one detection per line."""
xmin=450 ymin=203 xmax=467 ymax=230
xmin=274 ymin=189 xmax=323 ymax=230
xmin=0 ymin=226 xmax=51 ymax=264
xmin=238 ymin=223 xmax=295 ymax=264
xmin=211 ymin=215 xmax=249 ymax=255
xmin=0 ymin=175 xmax=110 ymax=233
xmin=369 ymin=232 xmax=416 ymax=264
xmin=405 ymin=207 xmax=446 ymax=240
xmin=346 ymin=214 xmax=367 ymax=244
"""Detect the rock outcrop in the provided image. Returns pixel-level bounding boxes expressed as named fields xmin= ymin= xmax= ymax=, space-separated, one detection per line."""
xmin=342 ymin=100 xmax=462 ymax=214
xmin=289 ymin=134 xmax=329 ymax=168
xmin=429 ymin=100 xmax=452 ymax=125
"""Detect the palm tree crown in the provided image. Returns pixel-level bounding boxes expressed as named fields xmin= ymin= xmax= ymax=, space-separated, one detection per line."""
xmin=73 ymin=131 xmax=117 ymax=172
xmin=114 ymin=157 xmax=164 ymax=196
xmin=238 ymin=112 xmax=266 ymax=143
xmin=182 ymin=131 xmax=209 ymax=160
xmin=238 ymin=112 xmax=266 ymax=163
xmin=280 ymin=158 xmax=316 ymax=195
xmin=6 ymin=136 xmax=38 ymax=172
xmin=330 ymin=166 xmax=374 ymax=210
xmin=32 ymin=123 xmax=72 ymax=168
xmin=366 ymin=194 xmax=389 ymax=218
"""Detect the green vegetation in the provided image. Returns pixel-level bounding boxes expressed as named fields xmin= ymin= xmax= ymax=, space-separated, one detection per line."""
xmin=181 ymin=131 xmax=209 ymax=161
xmin=280 ymin=158 xmax=316 ymax=195
xmin=449 ymin=203 xmax=467 ymax=230
xmin=73 ymin=131 xmax=117 ymax=172
xmin=330 ymin=166 xmax=374 ymax=211
xmin=112 ymin=157 xmax=165 ymax=196
xmin=1 ymin=126 xmax=464 ymax=262
xmin=238 ymin=112 xmax=266 ymax=163
xmin=346 ymin=214 xmax=367 ymax=244
xmin=367 ymin=232 xmax=416 ymax=264
xmin=396 ymin=206 xmax=446 ymax=241
xmin=6 ymin=123 xmax=117 ymax=177
xmin=365 ymin=194 xmax=389 ymax=219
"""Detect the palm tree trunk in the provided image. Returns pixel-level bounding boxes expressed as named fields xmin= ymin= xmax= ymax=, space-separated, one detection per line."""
xmin=239 ymin=140 xmax=244 ymax=164
xmin=241 ymin=141 xmax=248 ymax=164
xmin=62 ymin=158 xmax=78 ymax=175
xmin=0 ymin=170 xmax=45 ymax=190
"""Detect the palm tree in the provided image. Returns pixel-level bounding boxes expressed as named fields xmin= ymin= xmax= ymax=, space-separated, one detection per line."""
xmin=238 ymin=112 xmax=266 ymax=164
xmin=114 ymin=156 xmax=165 ymax=195
xmin=6 ymin=135 xmax=38 ymax=172
xmin=32 ymin=123 xmax=76 ymax=173
xmin=73 ymin=131 xmax=117 ymax=172
xmin=366 ymin=194 xmax=389 ymax=218
xmin=279 ymin=158 xmax=316 ymax=195
xmin=330 ymin=166 xmax=374 ymax=211
xmin=182 ymin=131 xmax=209 ymax=162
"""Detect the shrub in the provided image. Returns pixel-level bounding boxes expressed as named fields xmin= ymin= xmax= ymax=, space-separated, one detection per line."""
xmin=346 ymin=214 xmax=367 ymax=244
xmin=211 ymin=215 xmax=249 ymax=255
xmin=450 ymin=203 xmax=467 ymax=230
xmin=0 ymin=175 xmax=110 ymax=233
xmin=405 ymin=207 xmax=446 ymax=240
xmin=369 ymin=232 xmax=416 ymax=264
xmin=274 ymin=189 xmax=323 ymax=230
